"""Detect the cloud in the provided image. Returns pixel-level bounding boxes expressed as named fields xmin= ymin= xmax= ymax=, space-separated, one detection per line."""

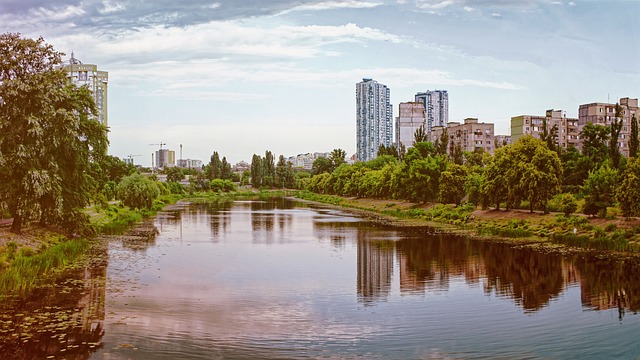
xmin=283 ymin=0 xmax=383 ymax=12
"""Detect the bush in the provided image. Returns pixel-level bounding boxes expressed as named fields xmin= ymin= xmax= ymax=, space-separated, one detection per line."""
xmin=548 ymin=193 xmax=578 ymax=216
xmin=210 ymin=179 xmax=236 ymax=192
xmin=116 ymin=174 xmax=160 ymax=209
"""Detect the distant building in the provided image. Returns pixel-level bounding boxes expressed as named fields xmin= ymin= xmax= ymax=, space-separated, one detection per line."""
xmin=395 ymin=102 xmax=426 ymax=151
xmin=578 ymin=97 xmax=639 ymax=157
xmin=415 ymin=90 xmax=448 ymax=133
xmin=494 ymin=135 xmax=512 ymax=148
xmin=177 ymin=159 xmax=203 ymax=170
xmin=430 ymin=118 xmax=495 ymax=155
xmin=63 ymin=53 xmax=108 ymax=127
xmin=155 ymin=149 xmax=176 ymax=169
xmin=232 ymin=161 xmax=250 ymax=173
xmin=511 ymin=109 xmax=579 ymax=149
xmin=356 ymin=78 xmax=393 ymax=162
xmin=287 ymin=152 xmax=330 ymax=170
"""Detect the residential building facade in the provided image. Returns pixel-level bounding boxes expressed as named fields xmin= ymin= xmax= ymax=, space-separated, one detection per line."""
xmin=511 ymin=109 xmax=579 ymax=149
xmin=414 ymin=90 xmax=448 ymax=133
xmin=356 ymin=78 xmax=392 ymax=162
xmin=177 ymin=159 xmax=203 ymax=169
xmin=287 ymin=152 xmax=330 ymax=170
xmin=494 ymin=135 xmax=512 ymax=148
xmin=430 ymin=118 xmax=495 ymax=155
xmin=63 ymin=53 xmax=109 ymax=127
xmin=395 ymin=102 xmax=426 ymax=151
xmin=578 ymin=97 xmax=639 ymax=157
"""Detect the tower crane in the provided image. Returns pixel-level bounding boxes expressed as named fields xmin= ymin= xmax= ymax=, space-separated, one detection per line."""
xmin=149 ymin=142 xmax=166 ymax=150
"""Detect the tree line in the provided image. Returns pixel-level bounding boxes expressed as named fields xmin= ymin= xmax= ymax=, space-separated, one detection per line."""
xmin=302 ymin=114 xmax=640 ymax=219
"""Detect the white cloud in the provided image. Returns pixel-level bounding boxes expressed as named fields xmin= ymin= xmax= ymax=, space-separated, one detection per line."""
xmin=415 ymin=0 xmax=454 ymax=9
xmin=100 ymin=1 xmax=126 ymax=14
xmin=284 ymin=0 xmax=382 ymax=12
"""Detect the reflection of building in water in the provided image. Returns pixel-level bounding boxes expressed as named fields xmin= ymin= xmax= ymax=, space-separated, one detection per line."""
xmin=357 ymin=237 xmax=394 ymax=303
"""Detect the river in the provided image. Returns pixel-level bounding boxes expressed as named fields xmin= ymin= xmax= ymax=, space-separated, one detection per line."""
xmin=2 ymin=197 xmax=640 ymax=359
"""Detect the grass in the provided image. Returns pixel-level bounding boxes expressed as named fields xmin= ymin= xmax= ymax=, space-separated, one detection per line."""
xmin=0 ymin=238 xmax=90 ymax=296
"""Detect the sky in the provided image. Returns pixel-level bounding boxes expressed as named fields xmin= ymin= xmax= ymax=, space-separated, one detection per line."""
xmin=2 ymin=0 xmax=639 ymax=166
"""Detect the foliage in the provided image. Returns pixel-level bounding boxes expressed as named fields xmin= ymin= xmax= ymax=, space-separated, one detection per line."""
xmin=311 ymin=156 xmax=333 ymax=175
xmin=580 ymin=122 xmax=610 ymax=165
xmin=0 ymin=33 xmax=109 ymax=233
xmin=251 ymin=154 xmax=263 ymax=187
xmin=631 ymin=114 xmax=639 ymax=159
xmin=189 ymin=172 xmax=210 ymax=192
xmin=413 ymin=125 xmax=427 ymax=144
xmin=210 ymin=178 xmax=236 ymax=192
xmin=439 ymin=163 xmax=467 ymax=205
xmin=166 ymin=166 xmax=184 ymax=182
xmin=116 ymin=174 xmax=160 ymax=210
xmin=547 ymin=193 xmax=578 ymax=216
xmin=275 ymin=155 xmax=296 ymax=188
xmin=581 ymin=164 xmax=618 ymax=217
xmin=609 ymin=104 xmax=623 ymax=169
xmin=617 ymin=157 xmax=640 ymax=218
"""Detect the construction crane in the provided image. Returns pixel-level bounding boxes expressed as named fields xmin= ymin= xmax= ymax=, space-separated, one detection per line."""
xmin=149 ymin=142 xmax=166 ymax=150
xmin=126 ymin=154 xmax=141 ymax=165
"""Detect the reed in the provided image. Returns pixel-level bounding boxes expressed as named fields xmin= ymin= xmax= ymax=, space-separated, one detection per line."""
xmin=0 ymin=238 xmax=90 ymax=295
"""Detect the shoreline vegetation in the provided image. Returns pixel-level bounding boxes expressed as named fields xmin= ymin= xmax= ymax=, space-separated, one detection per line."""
xmin=2 ymin=188 xmax=640 ymax=300
xmin=293 ymin=190 xmax=640 ymax=258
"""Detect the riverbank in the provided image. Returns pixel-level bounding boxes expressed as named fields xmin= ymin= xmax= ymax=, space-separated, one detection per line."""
xmin=293 ymin=191 xmax=640 ymax=257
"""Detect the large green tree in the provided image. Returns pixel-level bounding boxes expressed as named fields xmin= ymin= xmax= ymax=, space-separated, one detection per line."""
xmin=609 ymin=104 xmax=623 ymax=168
xmin=0 ymin=33 xmax=108 ymax=233
xmin=630 ymin=114 xmax=639 ymax=158
xmin=617 ymin=157 xmax=640 ymax=218
xmin=582 ymin=164 xmax=618 ymax=217
xmin=329 ymin=148 xmax=347 ymax=169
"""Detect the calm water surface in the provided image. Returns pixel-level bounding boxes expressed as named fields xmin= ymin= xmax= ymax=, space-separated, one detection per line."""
xmin=3 ymin=197 xmax=640 ymax=359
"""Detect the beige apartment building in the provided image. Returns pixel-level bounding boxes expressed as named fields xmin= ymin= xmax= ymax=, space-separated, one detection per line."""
xmin=430 ymin=118 xmax=495 ymax=155
xmin=511 ymin=109 xmax=579 ymax=149
xmin=578 ymin=97 xmax=639 ymax=157
xmin=395 ymin=102 xmax=426 ymax=151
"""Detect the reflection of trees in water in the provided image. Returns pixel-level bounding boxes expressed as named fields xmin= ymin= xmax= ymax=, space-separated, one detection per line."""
xmin=396 ymin=233 xmax=482 ymax=294
xmin=574 ymin=256 xmax=640 ymax=319
xmin=0 ymin=241 xmax=108 ymax=359
xmin=482 ymin=245 xmax=566 ymax=312
xmin=394 ymin=232 xmax=569 ymax=311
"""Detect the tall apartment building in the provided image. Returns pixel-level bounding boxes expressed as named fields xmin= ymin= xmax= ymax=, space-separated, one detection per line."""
xmin=415 ymin=90 xmax=448 ymax=133
xmin=155 ymin=149 xmax=176 ymax=169
xmin=395 ymin=102 xmax=426 ymax=151
xmin=578 ymin=97 xmax=639 ymax=157
xmin=430 ymin=118 xmax=495 ymax=155
xmin=356 ymin=78 xmax=392 ymax=162
xmin=511 ymin=109 xmax=579 ymax=149
xmin=63 ymin=53 xmax=109 ymax=127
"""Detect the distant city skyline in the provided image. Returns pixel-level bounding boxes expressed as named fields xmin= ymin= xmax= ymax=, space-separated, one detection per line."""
xmin=3 ymin=0 xmax=639 ymax=166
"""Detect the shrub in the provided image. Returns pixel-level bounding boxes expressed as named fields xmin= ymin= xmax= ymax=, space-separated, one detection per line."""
xmin=116 ymin=173 xmax=160 ymax=210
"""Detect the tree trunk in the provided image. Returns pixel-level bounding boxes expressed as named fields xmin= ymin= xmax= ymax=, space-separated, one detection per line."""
xmin=11 ymin=214 xmax=22 ymax=234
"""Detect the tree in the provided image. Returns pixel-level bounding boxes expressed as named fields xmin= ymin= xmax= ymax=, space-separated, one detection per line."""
xmin=434 ymin=128 xmax=449 ymax=156
xmin=439 ymin=164 xmax=467 ymax=205
xmin=311 ymin=156 xmax=333 ymax=175
xmin=330 ymin=148 xmax=347 ymax=169
xmin=540 ymin=117 xmax=558 ymax=153
xmin=609 ymin=104 xmax=623 ymax=168
xmin=377 ymin=144 xmax=398 ymax=158
xmin=452 ymin=143 xmax=464 ymax=165
xmin=166 ymin=167 xmax=184 ymax=182
xmin=414 ymin=125 xmax=427 ymax=144
xmin=250 ymin=154 xmax=263 ymax=187
xmin=630 ymin=114 xmax=639 ymax=158
xmin=275 ymin=155 xmax=295 ymax=189
xmin=221 ymin=156 xmax=232 ymax=180
xmin=116 ymin=174 xmax=160 ymax=210
xmin=209 ymin=151 xmax=221 ymax=179
xmin=582 ymin=164 xmax=618 ymax=217
xmin=0 ymin=33 xmax=109 ymax=233
xmin=616 ymin=157 xmax=640 ymax=218
xmin=580 ymin=122 xmax=610 ymax=165
xmin=263 ymin=150 xmax=275 ymax=187
xmin=507 ymin=136 xmax=562 ymax=213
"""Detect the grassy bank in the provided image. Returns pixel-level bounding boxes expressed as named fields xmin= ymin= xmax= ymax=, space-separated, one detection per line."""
xmin=295 ymin=190 xmax=640 ymax=254
xmin=0 ymin=193 xmax=183 ymax=297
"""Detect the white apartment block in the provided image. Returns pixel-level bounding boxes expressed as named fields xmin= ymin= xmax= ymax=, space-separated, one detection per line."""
xmin=395 ymin=102 xmax=426 ymax=151
xmin=356 ymin=78 xmax=393 ymax=162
